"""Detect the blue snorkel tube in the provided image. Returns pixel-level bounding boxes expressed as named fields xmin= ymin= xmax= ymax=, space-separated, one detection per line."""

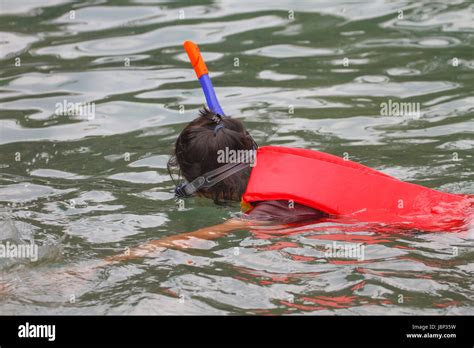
xmin=199 ymin=74 xmax=225 ymax=116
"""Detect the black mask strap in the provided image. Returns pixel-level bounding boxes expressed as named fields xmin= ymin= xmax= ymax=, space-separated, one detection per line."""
xmin=175 ymin=162 xmax=249 ymax=198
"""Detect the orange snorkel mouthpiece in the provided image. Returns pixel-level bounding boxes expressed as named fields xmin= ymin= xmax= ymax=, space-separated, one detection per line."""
xmin=184 ymin=40 xmax=209 ymax=79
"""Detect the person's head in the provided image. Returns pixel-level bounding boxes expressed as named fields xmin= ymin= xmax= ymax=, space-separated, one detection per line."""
xmin=168 ymin=107 xmax=256 ymax=203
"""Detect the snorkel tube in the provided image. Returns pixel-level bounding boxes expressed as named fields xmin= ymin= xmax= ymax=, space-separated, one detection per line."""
xmin=172 ymin=41 xmax=252 ymax=198
xmin=183 ymin=41 xmax=225 ymax=116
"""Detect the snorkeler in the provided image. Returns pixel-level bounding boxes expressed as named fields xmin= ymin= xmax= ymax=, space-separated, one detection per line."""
xmin=101 ymin=41 xmax=473 ymax=265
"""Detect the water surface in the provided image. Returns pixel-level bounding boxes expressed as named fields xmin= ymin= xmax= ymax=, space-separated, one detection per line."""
xmin=0 ymin=0 xmax=473 ymax=315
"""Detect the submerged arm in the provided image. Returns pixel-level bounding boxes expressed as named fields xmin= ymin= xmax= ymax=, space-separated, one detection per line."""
xmin=103 ymin=218 xmax=253 ymax=265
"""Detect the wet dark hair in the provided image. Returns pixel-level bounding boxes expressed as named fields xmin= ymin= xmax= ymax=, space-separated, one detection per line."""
xmin=168 ymin=107 xmax=256 ymax=203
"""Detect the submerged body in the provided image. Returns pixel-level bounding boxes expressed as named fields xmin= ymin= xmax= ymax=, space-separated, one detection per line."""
xmin=104 ymin=145 xmax=473 ymax=264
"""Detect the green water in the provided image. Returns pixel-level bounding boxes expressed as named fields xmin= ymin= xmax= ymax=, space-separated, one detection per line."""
xmin=0 ymin=0 xmax=473 ymax=314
